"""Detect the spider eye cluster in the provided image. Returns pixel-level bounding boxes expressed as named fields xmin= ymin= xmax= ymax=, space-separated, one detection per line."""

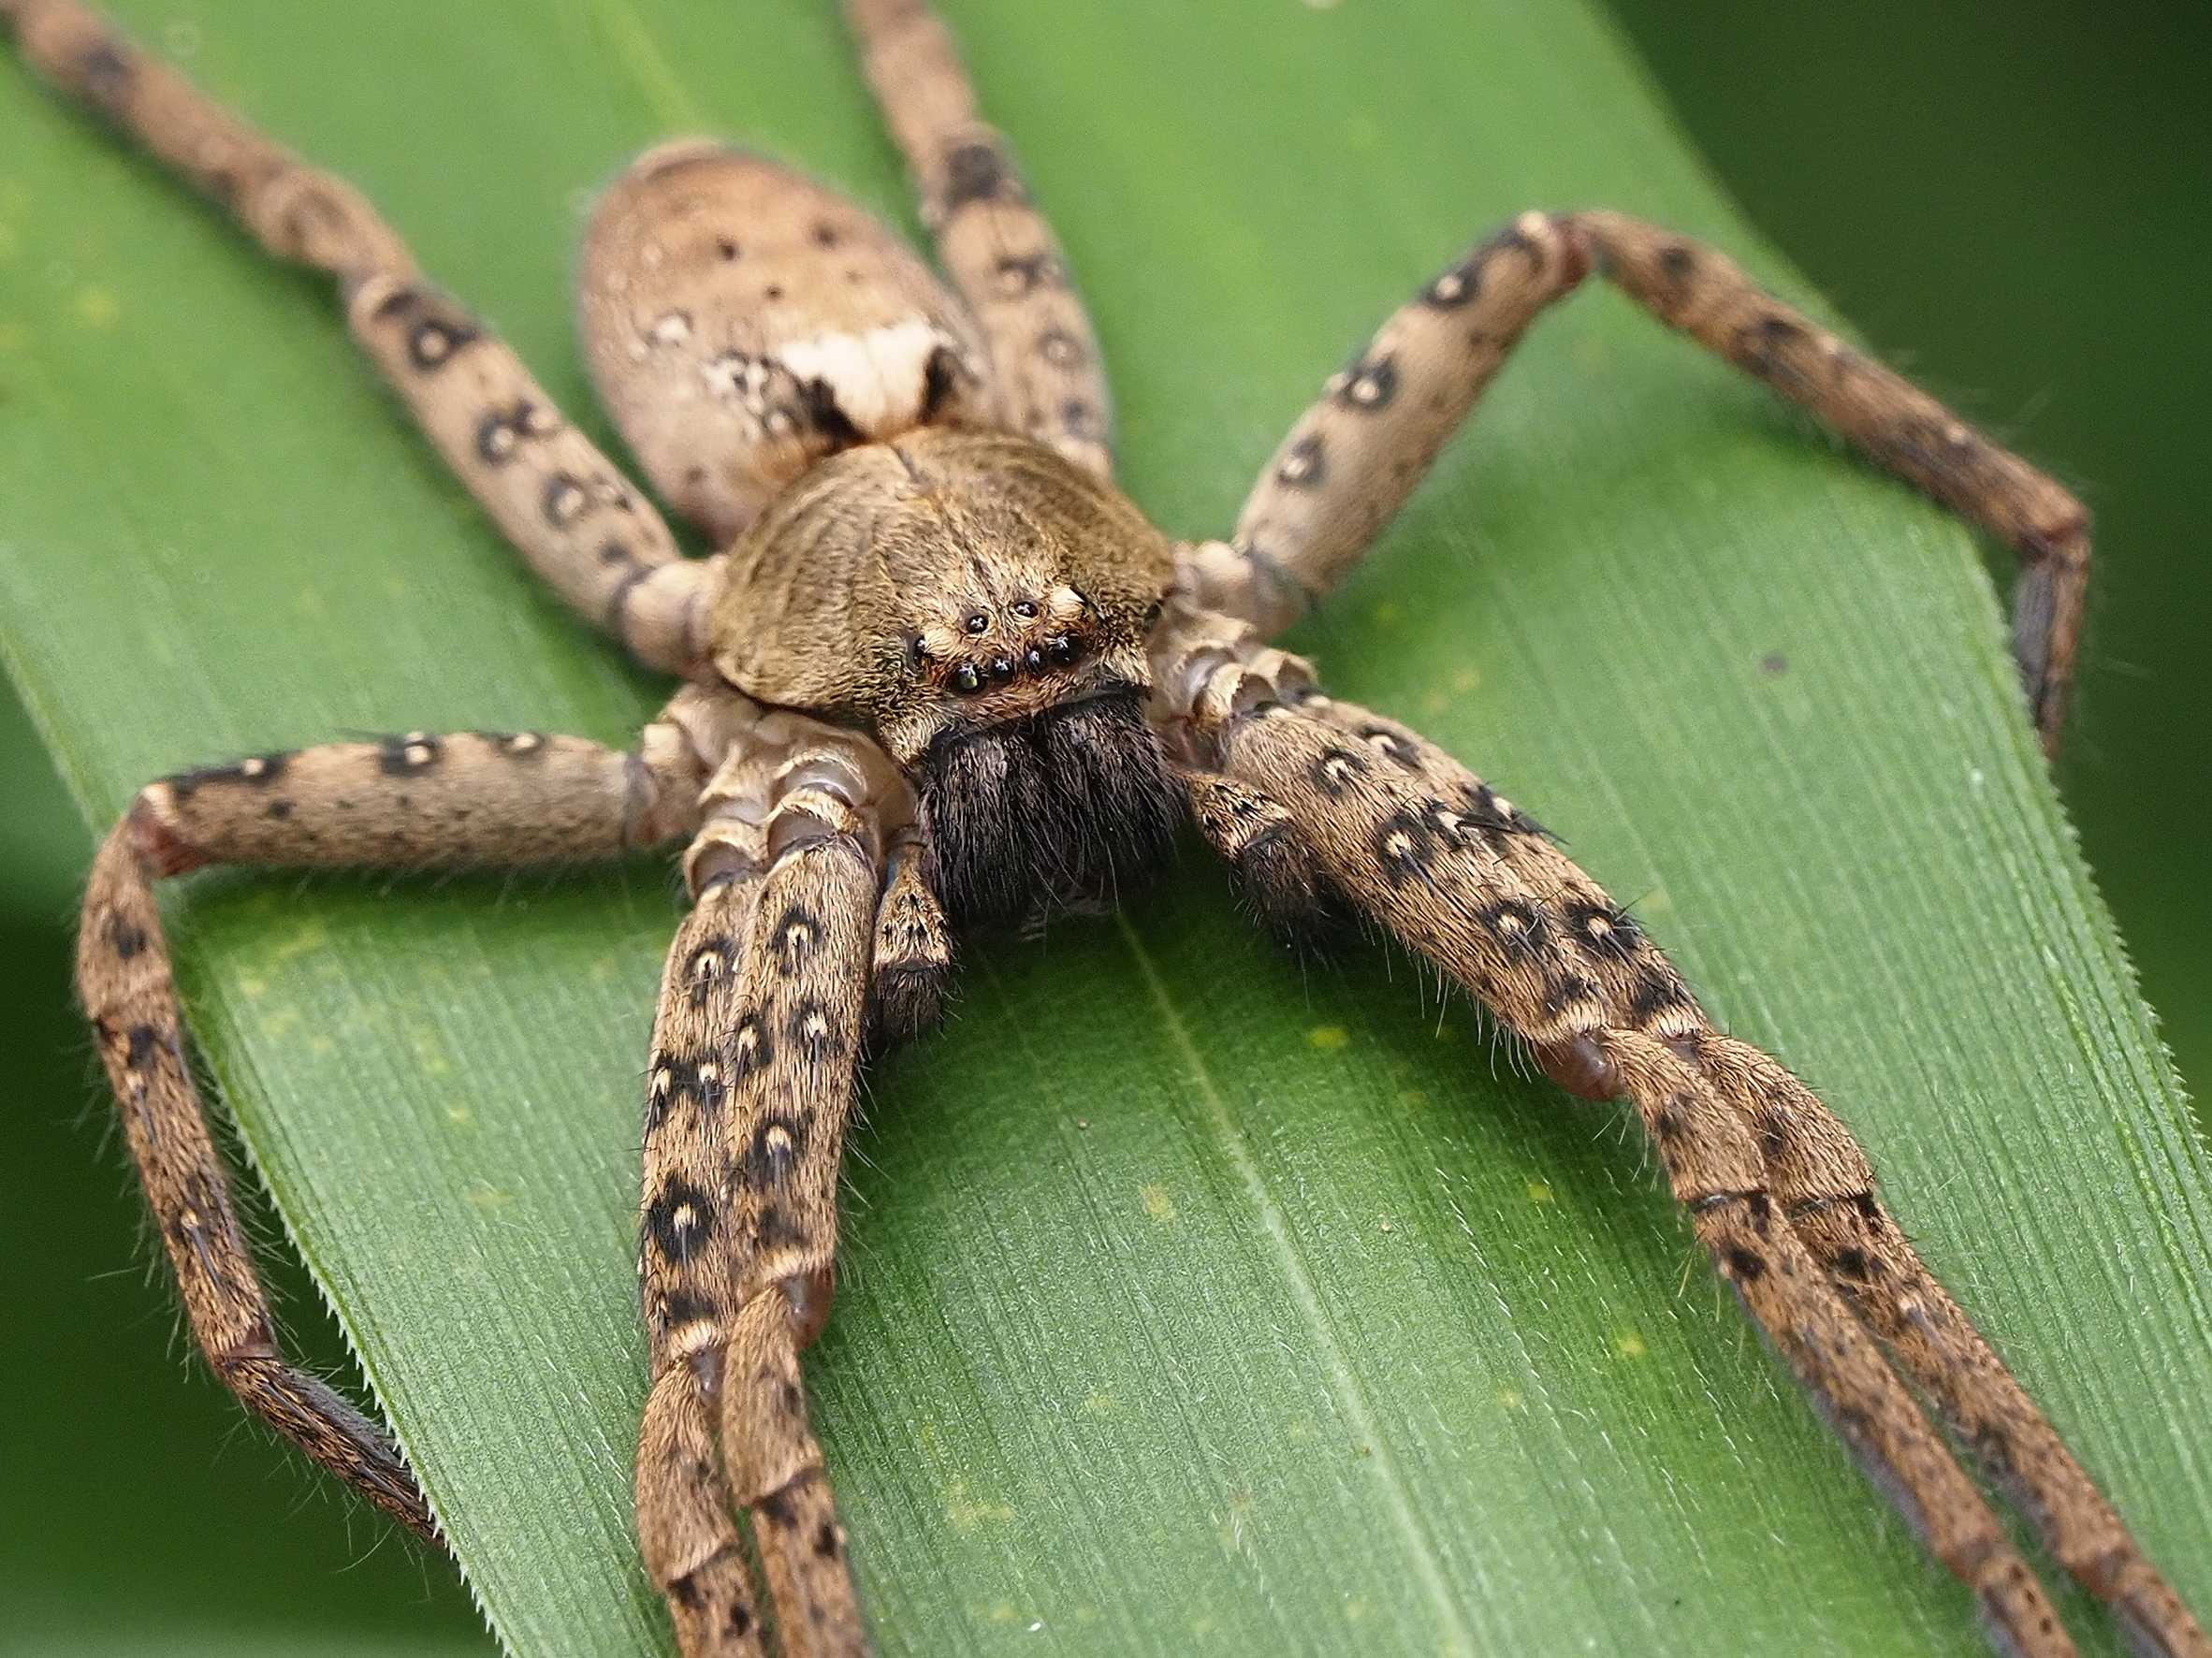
xmin=912 ymin=587 xmax=1092 ymax=698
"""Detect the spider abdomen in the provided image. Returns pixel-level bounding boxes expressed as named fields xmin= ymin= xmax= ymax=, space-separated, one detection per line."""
xmin=577 ymin=143 xmax=997 ymax=545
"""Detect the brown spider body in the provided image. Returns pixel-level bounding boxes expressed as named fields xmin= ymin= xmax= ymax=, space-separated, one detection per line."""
xmin=9 ymin=0 xmax=2201 ymax=1654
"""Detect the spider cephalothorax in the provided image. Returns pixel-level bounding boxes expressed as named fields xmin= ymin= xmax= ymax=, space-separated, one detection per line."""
xmin=708 ymin=428 xmax=1182 ymax=924
xmin=18 ymin=0 xmax=2202 ymax=1654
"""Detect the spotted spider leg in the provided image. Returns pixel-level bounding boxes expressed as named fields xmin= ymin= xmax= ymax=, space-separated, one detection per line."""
xmin=4 ymin=0 xmax=720 ymax=673
xmin=71 ymin=712 xmax=715 ymax=1541
xmin=1179 ymin=210 xmax=2091 ymax=749
xmin=638 ymin=707 xmax=916 ymax=1658
xmin=1154 ymin=608 xmax=2207 ymax=1658
xmin=844 ymin=0 xmax=1115 ymax=477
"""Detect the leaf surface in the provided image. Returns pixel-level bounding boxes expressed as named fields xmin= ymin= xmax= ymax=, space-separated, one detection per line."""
xmin=2 ymin=1 xmax=2206 ymax=1653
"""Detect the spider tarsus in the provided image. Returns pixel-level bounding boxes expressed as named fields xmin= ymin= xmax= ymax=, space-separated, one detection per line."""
xmin=1233 ymin=827 xmax=1346 ymax=952
xmin=866 ymin=961 xmax=946 ymax=1052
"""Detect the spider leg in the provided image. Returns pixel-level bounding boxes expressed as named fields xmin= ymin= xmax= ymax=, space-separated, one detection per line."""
xmin=73 ymin=710 xmax=716 ymax=1541
xmin=1689 ymin=1035 xmax=2211 ymax=1658
xmin=640 ymin=715 xmax=915 ymax=1657
xmin=3 ymin=0 xmax=719 ymax=674
xmin=844 ymin=0 xmax=1114 ymax=478
xmin=1156 ymin=613 xmax=2205 ymax=1658
xmin=1178 ymin=211 xmax=2088 ymax=750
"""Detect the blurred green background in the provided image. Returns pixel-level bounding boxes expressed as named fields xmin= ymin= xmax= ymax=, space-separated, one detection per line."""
xmin=2 ymin=0 xmax=2203 ymax=1651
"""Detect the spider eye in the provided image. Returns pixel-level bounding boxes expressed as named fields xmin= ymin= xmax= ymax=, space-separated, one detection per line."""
xmin=951 ymin=662 xmax=982 ymax=694
xmin=1012 ymin=600 xmax=1040 ymax=620
xmin=964 ymin=612 xmax=990 ymax=634
xmin=986 ymin=655 xmax=1016 ymax=682
xmin=1044 ymin=633 xmax=1076 ymax=665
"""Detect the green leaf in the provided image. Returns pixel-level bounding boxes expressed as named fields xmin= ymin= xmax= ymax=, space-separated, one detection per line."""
xmin=4 ymin=0 xmax=2207 ymax=1653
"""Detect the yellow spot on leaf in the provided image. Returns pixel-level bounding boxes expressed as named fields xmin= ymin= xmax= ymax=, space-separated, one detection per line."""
xmin=465 ymin=1181 xmax=512 ymax=1213
xmin=1399 ymin=1087 xmax=1428 ymax=1108
xmin=1451 ymin=666 xmax=1481 ymax=694
xmin=987 ymin=1602 xmax=1019 ymax=1625
xmin=945 ymin=1478 xmax=1015 ymax=1534
xmin=1496 ymin=1387 xmax=1524 ymax=1410
xmin=1639 ymin=885 xmax=1673 ymax=915
xmin=1370 ymin=600 xmax=1403 ymax=628
xmin=1080 ymin=1389 xmax=1118 ymax=1417
xmin=75 ymin=287 xmax=119 ymax=327
xmin=1141 ymin=1184 xmax=1178 ymax=1225
xmin=1614 ymin=1331 xmax=1648 ymax=1360
xmin=236 ymin=973 xmax=268 ymax=999
xmin=445 ymin=1105 xmax=473 ymax=1127
xmin=266 ymin=918 xmax=329 ymax=965
xmin=1420 ymin=689 xmax=1448 ymax=716
xmin=1307 ymin=1024 xmax=1349 ymax=1051
xmin=0 ymin=321 xmax=23 ymax=353
xmin=1525 ymin=1179 xmax=1554 ymax=1204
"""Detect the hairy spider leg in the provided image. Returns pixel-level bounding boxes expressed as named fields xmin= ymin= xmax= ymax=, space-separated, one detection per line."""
xmin=3 ymin=0 xmax=720 ymax=673
xmin=1153 ymin=609 xmax=2207 ymax=1658
xmin=844 ymin=0 xmax=1115 ymax=479
xmin=73 ymin=722 xmax=714 ymax=1541
xmin=639 ymin=713 xmax=910 ymax=1658
xmin=1181 ymin=211 xmax=2090 ymax=750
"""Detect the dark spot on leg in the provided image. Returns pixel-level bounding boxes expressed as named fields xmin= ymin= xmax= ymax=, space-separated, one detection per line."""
xmin=744 ymin=1113 xmax=808 ymax=1190
xmin=107 ymin=914 xmax=148 ymax=960
xmin=1036 ymin=326 xmax=1085 ymax=368
xmin=684 ymin=938 xmax=735 ymax=1006
xmin=1420 ymin=219 xmax=1542 ymax=309
xmin=994 ymin=251 xmax=1063 ymax=295
xmin=645 ymin=1180 xmax=718 ymax=1264
xmin=656 ymin=1288 xmax=719 ymax=1330
xmin=170 ymin=751 xmax=292 ymax=798
xmin=1834 ymin=1247 xmax=1873 ymax=1280
xmin=1309 ymin=746 xmax=1367 ymax=797
xmin=543 ymin=471 xmax=589 ymax=528
xmin=1540 ymin=970 xmax=1600 ymax=1021
xmin=1356 ymin=723 xmax=1419 ymax=770
xmin=813 ymin=1520 xmax=840 ymax=1559
xmin=378 ymin=733 xmax=443 ymax=776
xmin=754 ymin=1202 xmax=810 ymax=1254
xmin=1628 ymin=965 xmax=1695 ymax=1026
xmin=407 ymin=315 xmax=478 ymax=371
xmin=1561 ymin=899 xmax=1641 ymax=962
xmin=730 ymin=1011 xmax=774 ymax=1080
xmin=125 ymin=1023 xmax=162 ymax=1070
xmin=77 ymin=38 xmax=135 ymax=114
xmin=1060 ymin=397 xmax=1101 ymax=442
xmin=1276 ymin=433 xmax=1327 ymax=489
xmin=1477 ymin=897 xmax=1548 ymax=957
xmin=1334 ymin=353 xmax=1399 ymax=411
xmin=773 ymin=904 xmax=820 ymax=969
xmin=940 ymin=139 xmax=1020 ymax=212
xmin=1725 ymin=1246 xmax=1768 ymax=1283
xmin=785 ymin=1000 xmax=842 ymax=1062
